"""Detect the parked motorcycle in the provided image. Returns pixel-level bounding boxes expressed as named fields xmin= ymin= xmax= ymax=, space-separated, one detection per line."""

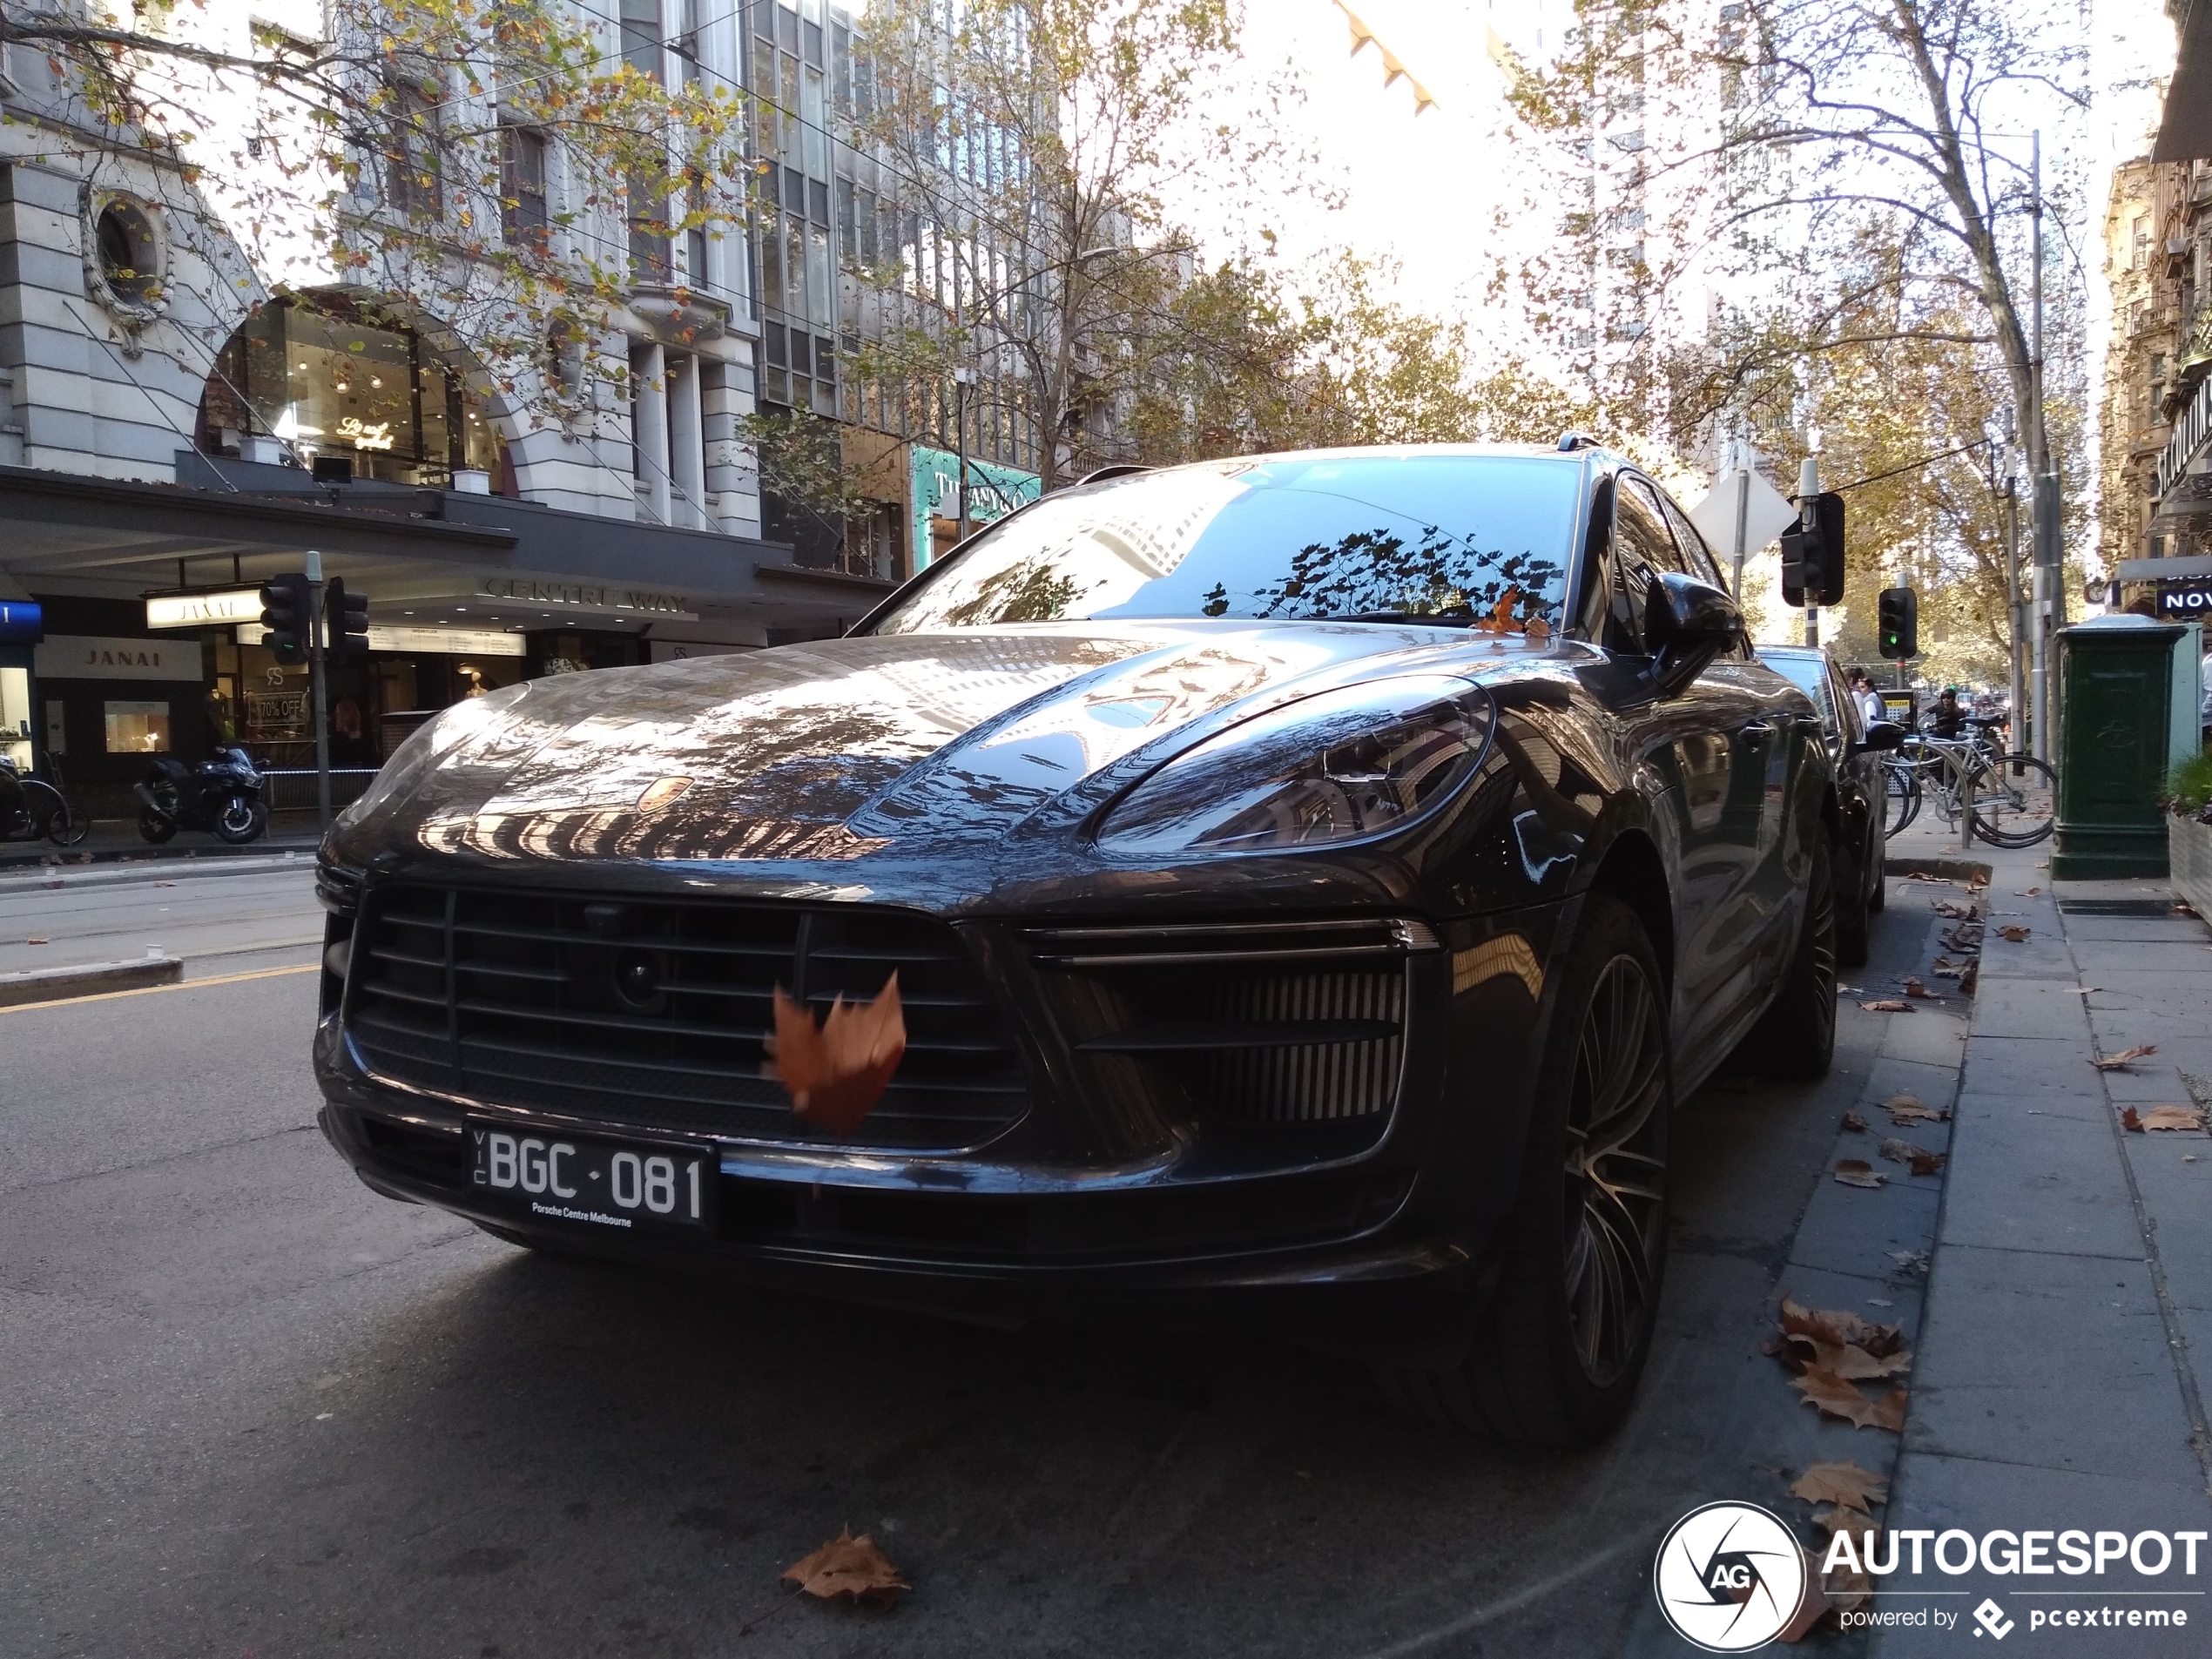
xmin=0 ymin=754 xmax=88 ymax=846
xmin=134 ymin=748 xmax=267 ymax=845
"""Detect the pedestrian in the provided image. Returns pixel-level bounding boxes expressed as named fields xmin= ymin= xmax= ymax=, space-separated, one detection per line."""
xmin=1851 ymin=670 xmax=1886 ymax=729
xmin=1929 ymin=685 xmax=1966 ymax=739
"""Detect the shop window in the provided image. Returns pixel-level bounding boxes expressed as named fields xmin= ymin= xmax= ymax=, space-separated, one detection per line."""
xmin=194 ymin=296 xmax=503 ymax=488
xmin=104 ymin=700 xmax=171 ymax=754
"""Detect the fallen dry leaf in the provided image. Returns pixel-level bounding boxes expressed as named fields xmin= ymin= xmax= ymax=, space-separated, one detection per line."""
xmin=765 ymin=975 xmax=907 ymax=1136
xmin=1834 ymin=1158 xmax=1886 ymax=1188
xmin=1904 ymin=871 xmax=1951 ymax=883
xmin=1878 ymin=1137 xmax=1946 ymax=1176
xmin=1841 ymin=1110 xmax=1868 ymax=1133
xmin=1959 ymin=961 xmax=1979 ymax=995
xmin=1791 ymin=1460 xmax=1889 ymax=1514
xmin=1792 ymin=1366 xmax=1885 ymax=1427
xmin=1901 ymin=976 xmax=1939 ymax=999
xmin=1884 ymin=1094 xmax=1949 ymax=1125
xmin=1859 ymin=1000 xmax=1913 ymax=1013
xmin=1523 ymin=616 xmax=1552 ymax=644
xmin=1932 ymin=900 xmax=1978 ymax=919
xmin=2141 ymin=1105 xmax=2206 ymax=1132
xmin=1998 ymin=924 xmax=2030 ymax=942
xmin=24 ymin=936 xmax=48 ymax=945
xmin=2093 ymin=1045 xmax=2156 ymax=1072
xmin=2121 ymin=1107 xmax=2144 ymax=1133
xmin=1779 ymin=1298 xmax=1905 ymax=1355
xmin=1890 ymin=1248 xmax=1931 ymax=1276
xmin=781 ymin=1527 xmax=909 ymax=1608
xmin=1868 ymin=1386 xmax=1909 ymax=1433
xmin=1777 ymin=1546 xmax=1833 ymax=1643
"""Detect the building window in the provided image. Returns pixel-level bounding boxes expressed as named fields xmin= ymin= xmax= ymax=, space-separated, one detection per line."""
xmin=501 ymin=126 xmax=550 ymax=252
xmin=620 ymin=0 xmax=664 ymax=79
xmin=629 ymin=172 xmax=672 ymax=282
xmin=92 ymin=199 xmax=162 ymax=306
xmin=385 ymin=75 xmax=445 ymax=219
xmin=104 ymin=701 xmax=171 ymax=754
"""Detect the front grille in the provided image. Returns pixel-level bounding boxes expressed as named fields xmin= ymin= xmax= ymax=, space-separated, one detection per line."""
xmin=1029 ymin=920 xmax=1424 ymax=1129
xmin=345 ymin=884 xmax=1028 ymax=1150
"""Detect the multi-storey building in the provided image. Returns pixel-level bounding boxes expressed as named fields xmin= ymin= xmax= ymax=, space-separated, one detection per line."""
xmin=2099 ymin=158 xmax=2184 ymax=590
xmin=0 ymin=0 xmax=880 ymax=813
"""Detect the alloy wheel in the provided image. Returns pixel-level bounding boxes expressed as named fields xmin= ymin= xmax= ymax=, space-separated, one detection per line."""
xmin=1560 ymin=954 xmax=1669 ymax=1388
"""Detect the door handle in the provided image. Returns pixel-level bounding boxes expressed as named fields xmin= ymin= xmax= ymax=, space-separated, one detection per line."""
xmin=1739 ymin=721 xmax=1777 ymax=738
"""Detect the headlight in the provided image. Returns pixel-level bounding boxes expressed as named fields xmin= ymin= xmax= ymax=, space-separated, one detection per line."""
xmin=1096 ymin=675 xmax=1494 ymax=855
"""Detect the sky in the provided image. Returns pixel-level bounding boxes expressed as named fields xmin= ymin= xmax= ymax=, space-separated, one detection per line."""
xmin=1178 ymin=0 xmax=2179 ymax=496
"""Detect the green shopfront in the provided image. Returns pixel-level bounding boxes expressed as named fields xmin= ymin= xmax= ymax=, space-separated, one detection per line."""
xmin=909 ymin=446 xmax=1040 ymax=569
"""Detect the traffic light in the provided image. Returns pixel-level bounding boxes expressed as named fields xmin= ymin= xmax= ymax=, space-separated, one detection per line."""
xmin=1779 ymin=491 xmax=1847 ymax=607
xmin=259 ymin=571 xmax=312 ymax=665
xmin=1878 ymin=586 xmax=1919 ymax=660
xmin=324 ymin=578 xmax=370 ymax=665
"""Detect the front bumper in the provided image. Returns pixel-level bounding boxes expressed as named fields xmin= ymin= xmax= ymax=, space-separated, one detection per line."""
xmin=311 ymin=877 xmax=1570 ymax=1355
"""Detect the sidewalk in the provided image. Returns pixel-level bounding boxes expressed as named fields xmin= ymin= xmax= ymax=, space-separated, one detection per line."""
xmin=1871 ymin=817 xmax=2212 ymax=1654
xmin=0 ymin=811 xmax=324 ymax=871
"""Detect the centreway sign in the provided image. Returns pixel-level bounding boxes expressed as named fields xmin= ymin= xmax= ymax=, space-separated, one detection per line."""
xmin=475 ymin=577 xmax=694 ymax=618
xmin=2156 ymin=577 xmax=2212 ymax=618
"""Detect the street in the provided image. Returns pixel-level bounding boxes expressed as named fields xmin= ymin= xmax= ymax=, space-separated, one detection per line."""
xmin=0 ymin=861 xmax=1946 ymax=1656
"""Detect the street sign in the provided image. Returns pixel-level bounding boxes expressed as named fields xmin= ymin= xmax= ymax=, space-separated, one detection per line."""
xmin=1685 ymin=467 xmax=1799 ymax=580
xmin=2155 ymin=576 xmax=2212 ymax=618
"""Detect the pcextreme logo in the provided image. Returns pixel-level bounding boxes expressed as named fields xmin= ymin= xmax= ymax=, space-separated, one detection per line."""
xmin=1653 ymin=1501 xmax=1808 ymax=1652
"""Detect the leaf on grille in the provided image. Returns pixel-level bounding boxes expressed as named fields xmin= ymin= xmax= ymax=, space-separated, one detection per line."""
xmin=781 ymin=1527 xmax=909 ymax=1608
xmin=766 ymin=974 xmax=907 ymax=1135
xmin=2093 ymin=1045 xmax=2155 ymax=1071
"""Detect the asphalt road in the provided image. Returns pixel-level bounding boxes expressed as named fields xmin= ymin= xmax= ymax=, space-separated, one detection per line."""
xmin=0 ymin=867 xmax=1928 ymax=1657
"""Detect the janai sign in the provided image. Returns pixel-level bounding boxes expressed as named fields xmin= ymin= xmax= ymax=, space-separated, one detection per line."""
xmin=33 ymin=636 xmax=200 ymax=682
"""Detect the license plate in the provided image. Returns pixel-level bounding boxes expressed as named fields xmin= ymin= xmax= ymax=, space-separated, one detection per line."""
xmin=467 ymin=1121 xmax=717 ymax=1235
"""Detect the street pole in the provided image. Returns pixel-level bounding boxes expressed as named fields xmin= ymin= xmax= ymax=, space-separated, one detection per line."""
xmin=304 ymin=548 xmax=331 ymax=833
xmin=1730 ymin=441 xmax=1752 ymax=600
xmin=2005 ymin=477 xmax=2026 ymax=746
xmin=953 ymin=367 xmax=974 ymax=543
xmin=1798 ymin=455 xmax=1820 ymax=648
xmin=2028 ymin=130 xmax=2057 ymax=765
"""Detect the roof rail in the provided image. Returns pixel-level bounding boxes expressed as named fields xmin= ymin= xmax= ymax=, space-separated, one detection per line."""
xmin=1072 ymin=464 xmax=1152 ymax=486
xmin=1556 ymin=432 xmax=1601 ymax=453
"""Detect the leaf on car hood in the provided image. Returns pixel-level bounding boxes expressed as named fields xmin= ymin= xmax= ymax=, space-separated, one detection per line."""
xmin=766 ymin=975 xmax=907 ymax=1135
xmin=781 ymin=1527 xmax=909 ymax=1608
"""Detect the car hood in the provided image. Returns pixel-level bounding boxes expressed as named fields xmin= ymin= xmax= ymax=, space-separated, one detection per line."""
xmin=331 ymin=621 xmax=1552 ymax=869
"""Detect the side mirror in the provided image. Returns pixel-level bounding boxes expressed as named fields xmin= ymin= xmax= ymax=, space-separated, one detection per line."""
xmin=1857 ymin=719 xmax=1906 ymax=754
xmin=1645 ymin=571 xmax=1745 ymax=699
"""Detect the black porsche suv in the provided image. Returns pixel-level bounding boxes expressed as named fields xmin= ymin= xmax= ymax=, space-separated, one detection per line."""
xmin=314 ymin=443 xmax=1839 ymax=1445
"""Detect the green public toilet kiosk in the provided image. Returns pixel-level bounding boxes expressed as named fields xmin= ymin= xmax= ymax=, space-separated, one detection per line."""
xmin=2052 ymin=617 xmax=2190 ymax=878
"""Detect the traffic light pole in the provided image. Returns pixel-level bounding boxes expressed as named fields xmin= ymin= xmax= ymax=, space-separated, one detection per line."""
xmin=304 ymin=550 xmax=331 ymax=833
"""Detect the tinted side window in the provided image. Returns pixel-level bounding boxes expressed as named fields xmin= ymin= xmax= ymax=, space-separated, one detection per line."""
xmin=1824 ymin=662 xmax=1863 ymax=743
xmin=1661 ymin=494 xmax=1728 ymax=589
xmin=1607 ymin=476 xmax=1681 ymax=651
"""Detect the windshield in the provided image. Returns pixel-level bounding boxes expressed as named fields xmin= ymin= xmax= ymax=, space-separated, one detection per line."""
xmin=867 ymin=453 xmax=1580 ymax=635
xmin=1760 ymin=652 xmax=1838 ymax=729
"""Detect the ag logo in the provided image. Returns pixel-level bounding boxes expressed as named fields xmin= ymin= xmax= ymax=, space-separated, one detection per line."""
xmin=1654 ymin=1501 xmax=1809 ymax=1652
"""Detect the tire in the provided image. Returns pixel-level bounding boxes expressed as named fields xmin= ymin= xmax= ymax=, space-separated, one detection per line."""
xmin=1376 ymin=894 xmax=1670 ymax=1447
xmin=138 ymin=811 xmax=178 ymax=845
xmin=1968 ymin=753 xmax=2057 ymax=849
xmin=212 ymin=795 xmax=267 ymax=845
xmin=1746 ymin=835 xmax=1838 ymax=1081
xmin=26 ymin=782 xmax=86 ymax=847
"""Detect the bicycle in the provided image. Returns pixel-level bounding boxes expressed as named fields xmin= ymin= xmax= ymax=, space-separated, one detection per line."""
xmin=1884 ymin=725 xmax=2055 ymax=847
xmin=0 ymin=752 xmax=90 ymax=847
